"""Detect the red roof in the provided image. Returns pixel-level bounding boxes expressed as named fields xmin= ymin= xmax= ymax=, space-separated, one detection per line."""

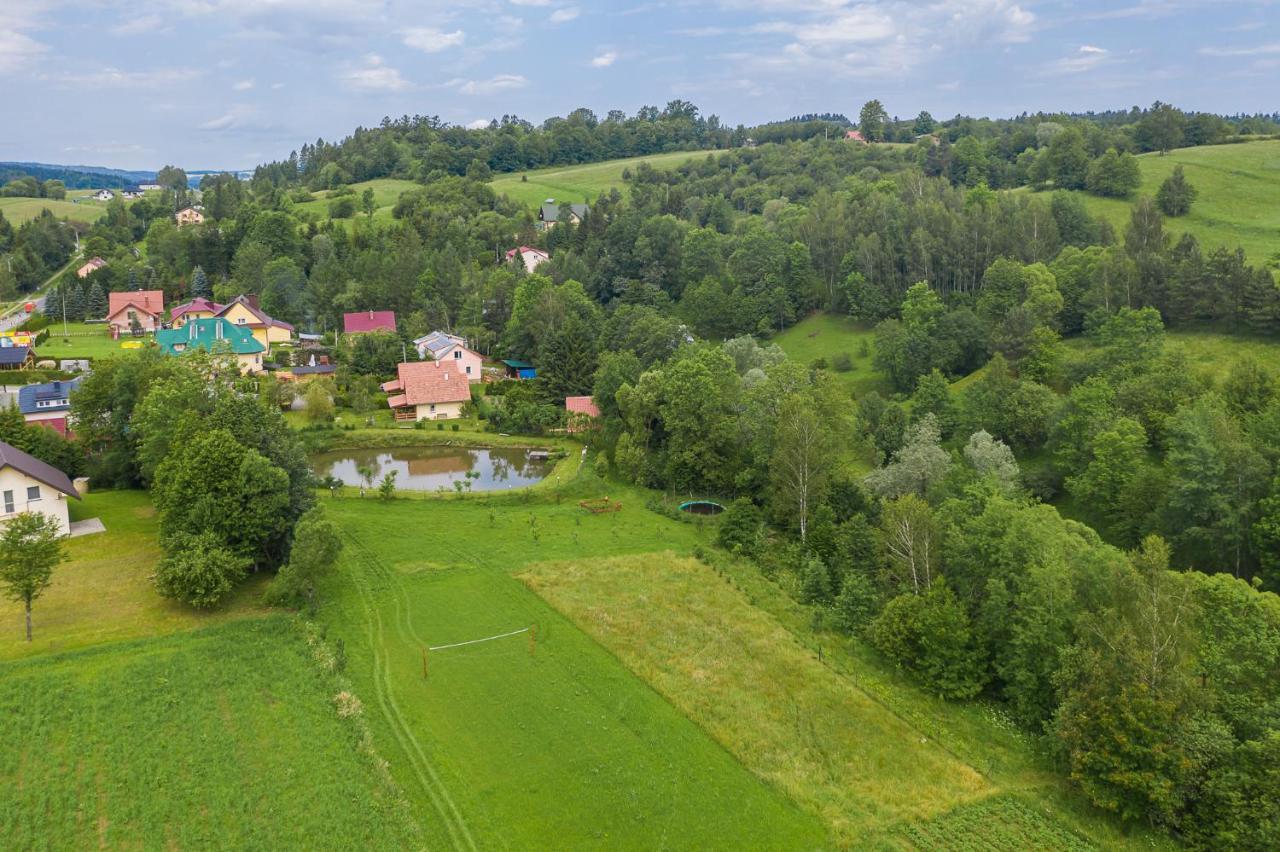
xmin=218 ymin=295 xmax=295 ymax=331
xmin=565 ymin=396 xmax=600 ymax=417
xmin=343 ymin=310 xmax=397 ymax=334
xmin=845 ymin=129 xmax=866 ymax=142
xmin=107 ymin=289 xmax=164 ymax=319
xmin=387 ymin=360 xmax=471 ymax=408
xmin=505 ymin=246 xmax=549 ymax=260
xmin=171 ymin=297 xmax=224 ymax=320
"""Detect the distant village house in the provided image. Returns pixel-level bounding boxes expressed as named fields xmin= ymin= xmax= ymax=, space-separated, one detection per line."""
xmin=76 ymin=257 xmax=107 ymax=279
xmin=505 ymin=246 xmax=549 ymax=273
xmin=175 ymin=206 xmax=204 ymax=226
xmin=18 ymin=379 xmax=80 ymax=436
xmin=93 ymin=189 xmax=115 ymax=201
xmin=565 ymin=395 xmax=600 ymax=433
xmin=538 ymin=199 xmax=588 ymax=230
xmin=155 ymin=317 xmax=267 ymax=374
xmin=342 ymin=310 xmax=397 ymax=336
xmin=845 ymin=129 xmax=867 ymax=144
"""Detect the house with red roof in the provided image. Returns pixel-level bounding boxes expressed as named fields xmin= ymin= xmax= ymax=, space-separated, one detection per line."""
xmin=845 ymin=129 xmax=867 ymax=143
xmin=171 ymin=297 xmax=225 ymax=327
xmin=565 ymin=395 xmax=600 ymax=433
xmin=505 ymin=246 xmax=549 ymax=273
xmin=217 ymin=295 xmax=294 ymax=350
xmin=381 ymin=360 xmax=472 ymax=421
xmin=106 ymin=290 xmax=165 ymax=335
xmin=343 ymin=310 xmax=397 ymax=336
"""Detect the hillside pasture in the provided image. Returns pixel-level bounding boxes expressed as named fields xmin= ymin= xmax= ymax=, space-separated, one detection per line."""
xmin=490 ymin=150 xmax=720 ymax=208
xmin=1065 ymin=327 xmax=1280 ymax=385
xmin=315 ymin=489 xmax=828 ymax=849
xmin=774 ymin=312 xmax=886 ymax=397
xmin=0 ymin=196 xmax=108 ymax=226
xmin=0 ymin=618 xmax=422 ymax=849
xmin=292 ymin=178 xmax=419 ymax=224
xmin=1066 ymin=139 xmax=1280 ymax=266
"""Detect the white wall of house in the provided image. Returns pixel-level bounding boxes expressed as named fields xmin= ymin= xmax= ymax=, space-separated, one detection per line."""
xmin=0 ymin=467 xmax=72 ymax=535
xmin=413 ymin=401 xmax=466 ymax=421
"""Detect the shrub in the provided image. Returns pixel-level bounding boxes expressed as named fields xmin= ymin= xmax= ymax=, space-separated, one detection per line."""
xmin=154 ymin=532 xmax=249 ymax=609
xmin=832 ymin=352 xmax=854 ymax=372
xmin=328 ymin=196 xmax=356 ymax=219
xmin=436 ymin=422 xmax=444 ymax=430
xmin=832 ymin=572 xmax=880 ymax=634
xmin=264 ymin=508 xmax=343 ymax=608
xmin=451 ymin=423 xmax=460 ymax=432
xmin=717 ymin=498 xmax=763 ymax=556
xmin=868 ymin=584 xmax=987 ymax=699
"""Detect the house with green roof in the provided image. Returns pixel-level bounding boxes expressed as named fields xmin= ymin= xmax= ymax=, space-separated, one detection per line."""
xmin=155 ymin=317 xmax=267 ymax=374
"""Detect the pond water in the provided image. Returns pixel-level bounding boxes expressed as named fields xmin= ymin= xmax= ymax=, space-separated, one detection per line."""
xmin=311 ymin=446 xmax=553 ymax=492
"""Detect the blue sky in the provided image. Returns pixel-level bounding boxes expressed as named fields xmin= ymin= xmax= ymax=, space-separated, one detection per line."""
xmin=1 ymin=1 xmax=1276 ymax=171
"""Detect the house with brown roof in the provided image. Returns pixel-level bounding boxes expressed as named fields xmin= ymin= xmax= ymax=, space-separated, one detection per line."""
xmin=170 ymin=297 xmax=224 ymax=327
xmin=216 ymin=295 xmax=294 ymax=351
xmin=106 ymin=290 xmax=165 ymax=335
xmin=343 ymin=310 xmax=397 ymax=336
xmin=76 ymin=257 xmax=107 ymax=279
xmin=0 ymin=439 xmax=80 ymax=535
xmin=381 ymin=360 xmax=472 ymax=421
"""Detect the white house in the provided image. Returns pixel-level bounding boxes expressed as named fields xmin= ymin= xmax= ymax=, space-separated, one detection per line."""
xmin=413 ymin=330 xmax=484 ymax=383
xmin=92 ymin=189 xmax=115 ymax=201
xmin=505 ymin=246 xmax=549 ymax=273
xmin=0 ymin=440 xmax=80 ymax=535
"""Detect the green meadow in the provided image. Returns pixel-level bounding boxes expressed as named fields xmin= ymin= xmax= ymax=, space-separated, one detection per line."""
xmin=0 ymin=196 xmax=109 ymax=226
xmin=773 ymin=312 xmax=886 ymax=397
xmin=1066 ymin=139 xmax=1280 ymax=266
xmin=489 ymin=150 xmax=720 ymax=208
xmin=292 ymin=178 xmax=420 ymax=224
xmin=33 ymin=322 xmax=150 ymax=361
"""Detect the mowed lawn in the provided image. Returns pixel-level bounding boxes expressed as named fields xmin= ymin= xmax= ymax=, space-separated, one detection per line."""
xmin=315 ymin=486 xmax=829 ymax=849
xmin=0 ymin=617 xmax=422 ymax=849
xmin=1067 ymin=139 xmax=1280 ymax=265
xmin=774 ymin=313 xmax=886 ymax=397
xmin=490 ymin=150 xmax=721 ymax=208
xmin=0 ymin=491 xmax=268 ymax=661
xmin=519 ymin=552 xmax=989 ymax=844
xmin=0 ymin=196 xmax=109 ymax=226
xmin=35 ymin=321 xmax=150 ymax=361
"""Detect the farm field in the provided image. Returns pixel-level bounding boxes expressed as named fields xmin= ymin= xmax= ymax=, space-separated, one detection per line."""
xmin=0 ymin=491 xmax=267 ymax=661
xmin=0 ymin=617 xmax=422 ymax=848
xmin=314 ymin=486 xmax=828 ymax=849
xmin=1064 ymin=139 xmax=1280 ymax=266
xmin=490 ymin=149 xmax=721 ymax=207
xmin=774 ymin=312 xmax=886 ymax=397
xmin=0 ymin=195 xmax=109 ymax=225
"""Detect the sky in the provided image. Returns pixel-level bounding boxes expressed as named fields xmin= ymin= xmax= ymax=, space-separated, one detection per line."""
xmin=1 ymin=0 xmax=1277 ymax=171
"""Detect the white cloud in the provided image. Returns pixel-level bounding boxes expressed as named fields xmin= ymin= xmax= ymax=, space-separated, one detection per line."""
xmin=110 ymin=14 xmax=169 ymax=35
xmin=233 ymin=78 xmax=255 ymax=90
xmin=38 ymin=66 xmax=203 ymax=88
xmin=447 ymin=74 xmax=528 ymax=95
xmin=1079 ymin=44 xmax=1107 ymax=54
xmin=271 ymin=81 xmax=285 ymax=89
xmin=340 ymin=53 xmax=410 ymax=91
xmin=591 ymin=50 xmax=618 ymax=67
xmin=509 ymin=0 xmax=550 ymax=6
xmin=1045 ymin=44 xmax=1113 ymax=74
xmin=403 ymin=27 xmax=465 ymax=53
xmin=466 ymin=118 xmax=491 ymax=129
xmin=197 ymin=103 xmax=258 ymax=131
xmin=1199 ymin=42 xmax=1280 ymax=57
xmin=550 ymin=7 xmax=580 ymax=23
xmin=0 ymin=28 xmax=47 ymax=74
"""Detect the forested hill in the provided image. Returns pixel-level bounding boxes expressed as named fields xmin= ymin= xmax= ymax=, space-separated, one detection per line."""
xmin=0 ymin=162 xmax=156 ymax=189
xmin=250 ymin=98 xmax=1278 ymax=196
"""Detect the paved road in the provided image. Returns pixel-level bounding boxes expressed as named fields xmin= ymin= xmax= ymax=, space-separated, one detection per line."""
xmin=0 ymin=294 xmax=46 ymax=333
xmin=0 ymin=250 xmax=77 ymax=333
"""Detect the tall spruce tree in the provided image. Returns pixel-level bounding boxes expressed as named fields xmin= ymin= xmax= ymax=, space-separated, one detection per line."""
xmin=191 ymin=265 xmax=211 ymax=299
xmin=86 ymin=281 xmax=107 ymax=319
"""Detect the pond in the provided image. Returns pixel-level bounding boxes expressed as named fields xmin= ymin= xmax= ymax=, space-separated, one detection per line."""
xmin=311 ymin=446 xmax=553 ymax=492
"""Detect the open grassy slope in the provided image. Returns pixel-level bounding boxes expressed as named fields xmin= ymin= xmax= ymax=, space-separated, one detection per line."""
xmin=0 ymin=196 xmax=108 ymax=226
xmin=1067 ymin=139 xmax=1280 ymax=265
xmin=34 ymin=322 xmax=152 ymax=361
xmin=292 ymin=178 xmax=419 ymax=224
xmin=490 ymin=150 xmax=720 ymax=208
xmin=0 ymin=617 xmax=422 ymax=848
xmin=315 ymin=487 xmax=828 ymax=849
xmin=773 ymin=313 xmax=886 ymax=397
xmin=0 ymin=491 xmax=267 ymax=661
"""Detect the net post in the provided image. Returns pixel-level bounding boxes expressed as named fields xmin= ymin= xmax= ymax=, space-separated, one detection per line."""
xmin=529 ymin=623 xmax=537 ymax=657
xmin=422 ymin=646 xmax=428 ymax=679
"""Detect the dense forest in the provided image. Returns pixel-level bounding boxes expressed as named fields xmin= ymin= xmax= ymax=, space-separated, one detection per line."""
xmin=9 ymin=98 xmax=1280 ymax=847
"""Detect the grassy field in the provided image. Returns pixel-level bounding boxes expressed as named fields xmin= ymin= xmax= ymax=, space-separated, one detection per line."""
xmin=519 ymin=552 xmax=989 ymax=844
xmin=292 ymin=178 xmax=420 ymax=224
xmin=314 ymin=485 xmax=829 ymax=848
xmin=1064 ymin=139 xmax=1280 ymax=266
xmin=490 ymin=150 xmax=721 ymax=208
xmin=35 ymin=321 xmax=149 ymax=361
xmin=774 ymin=312 xmax=886 ymax=397
xmin=0 ymin=491 xmax=267 ymax=661
xmin=0 ymin=196 xmax=109 ymax=226
xmin=0 ymin=617 xmax=422 ymax=848
xmin=1064 ymin=327 xmax=1280 ymax=385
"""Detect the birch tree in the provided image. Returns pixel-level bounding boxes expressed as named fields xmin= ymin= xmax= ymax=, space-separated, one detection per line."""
xmin=769 ymin=396 xmax=834 ymax=541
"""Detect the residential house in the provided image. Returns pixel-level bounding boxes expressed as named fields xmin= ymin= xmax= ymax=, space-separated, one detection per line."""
xmin=76 ymin=257 xmax=107 ymax=279
xmin=175 ymin=206 xmax=205 ymax=226
xmin=106 ymin=290 xmax=165 ymax=335
xmin=382 ymin=360 xmax=472 ymax=421
xmin=565 ymin=395 xmax=600 ymax=433
xmin=343 ymin=310 xmax=397 ymax=336
xmin=845 ymin=129 xmax=867 ymax=143
xmin=93 ymin=189 xmax=115 ymax=201
xmin=501 ymin=359 xmax=536 ymax=380
xmin=170 ymin=296 xmax=224 ymax=327
xmin=155 ymin=317 xmax=266 ymax=374
xmin=743 ymin=137 xmax=758 ymax=148
xmin=138 ymin=183 xmax=162 ymax=191
xmin=121 ymin=190 xmax=143 ymax=200
xmin=413 ymin=330 xmax=483 ymax=383
xmin=0 ymin=343 xmax=34 ymax=371
xmin=216 ymin=294 xmax=294 ymax=351
xmin=505 ymin=246 xmax=549 ymax=273
xmin=17 ymin=379 xmax=80 ymax=436
xmin=0 ymin=440 xmax=80 ymax=535
xmin=538 ymin=199 xmax=589 ymax=230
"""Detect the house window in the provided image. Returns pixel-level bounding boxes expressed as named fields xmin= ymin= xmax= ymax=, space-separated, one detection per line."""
xmin=237 ymin=318 xmax=246 ymax=325
xmin=27 ymin=485 xmax=40 ymax=502
xmin=465 ymin=365 xmax=472 ymax=374
xmin=453 ymin=350 xmax=462 ymax=359
xmin=2 ymin=490 xmax=12 ymax=514
xmin=429 ymin=404 xmax=436 ymax=412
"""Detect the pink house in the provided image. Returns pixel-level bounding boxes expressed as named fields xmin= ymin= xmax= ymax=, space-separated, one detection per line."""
xmin=565 ymin=395 xmax=600 ymax=432
xmin=106 ymin=290 xmax=165 ymax=335
xmin=505 ymin=246 xmax=549 ymax=273
xmin=343 ymin=310 xmax=397 ymax=336
xmin=413 ymin=331 xmax=483 ymax=383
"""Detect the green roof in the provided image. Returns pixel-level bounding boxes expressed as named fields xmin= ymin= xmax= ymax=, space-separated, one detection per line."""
xmin=501 ymin=359 xmax=533 ymax=369
xmin=156 ymin=318 xmax=266 ymax=357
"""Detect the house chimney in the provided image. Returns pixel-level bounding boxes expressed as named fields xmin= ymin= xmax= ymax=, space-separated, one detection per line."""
xmin=369 ymin=310 xmax=374 ymax=319
xmin=245 ymin=294 xmax=260 ymax=310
